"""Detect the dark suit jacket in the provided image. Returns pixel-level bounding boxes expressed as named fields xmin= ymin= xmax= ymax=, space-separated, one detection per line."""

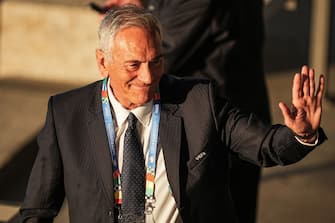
xmin=20 ymin=75 xmax=325 ymax=223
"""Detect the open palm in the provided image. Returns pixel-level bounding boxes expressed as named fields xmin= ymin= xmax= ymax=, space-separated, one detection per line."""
xmin=279 ymin=65 xmax=325 ymax=139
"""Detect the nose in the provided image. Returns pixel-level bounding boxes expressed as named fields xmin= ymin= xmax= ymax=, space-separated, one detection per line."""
xmin=137 ymin=63 xmax=153 ymax=84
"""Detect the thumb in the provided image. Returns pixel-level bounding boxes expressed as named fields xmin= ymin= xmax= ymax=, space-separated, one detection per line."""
xmin=279 ymin=102 xmax=293 ymax=126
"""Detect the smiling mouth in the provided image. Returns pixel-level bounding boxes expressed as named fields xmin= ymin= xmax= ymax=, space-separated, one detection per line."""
xmin=130 ymin=84 xmax=152 ymax=90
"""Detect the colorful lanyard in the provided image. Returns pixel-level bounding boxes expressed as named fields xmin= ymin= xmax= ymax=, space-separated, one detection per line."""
xmin=101 ymin=78 xmax=160 ymax=214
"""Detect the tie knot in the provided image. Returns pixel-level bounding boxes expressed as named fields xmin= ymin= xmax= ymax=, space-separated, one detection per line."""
xmin=127 ymin=113 xmax=137 ymax=129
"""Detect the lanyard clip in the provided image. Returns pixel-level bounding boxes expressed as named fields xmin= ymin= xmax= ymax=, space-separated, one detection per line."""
xmin=115 ymin=205 xmax=123 ymax=221
xmin=145 ymin=197 xmax=156 ymax=215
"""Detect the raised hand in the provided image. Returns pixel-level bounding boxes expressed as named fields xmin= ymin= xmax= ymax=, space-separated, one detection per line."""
xmin=278 ymin=65 xmax=325 ymax=143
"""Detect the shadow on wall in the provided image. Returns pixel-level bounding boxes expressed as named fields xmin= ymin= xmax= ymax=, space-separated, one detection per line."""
xmin=0 ymin=135 xmax=40 ymax=223
xmin=0 ymin=135 xmax=39 ymax=203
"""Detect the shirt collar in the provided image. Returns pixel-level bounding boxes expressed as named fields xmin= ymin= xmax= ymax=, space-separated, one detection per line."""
xmin=107 ymin=78 xmax=152 ymax=127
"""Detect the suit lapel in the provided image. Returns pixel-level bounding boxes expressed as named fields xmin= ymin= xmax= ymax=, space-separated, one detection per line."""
xmin=159 ymin=103 xmax=182 ymax=208
xmin=87 ymin=81 xmax=114 ymax=206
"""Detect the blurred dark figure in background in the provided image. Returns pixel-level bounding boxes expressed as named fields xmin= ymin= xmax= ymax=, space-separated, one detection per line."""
xmin=93 ymin=0 xmax=271 ymax=222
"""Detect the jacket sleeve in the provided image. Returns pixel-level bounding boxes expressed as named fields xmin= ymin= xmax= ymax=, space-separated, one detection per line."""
xmin=209 ymin=82 xmax=327 ymax=167
xmin=20 ymin=97 xmax=65 ymax=222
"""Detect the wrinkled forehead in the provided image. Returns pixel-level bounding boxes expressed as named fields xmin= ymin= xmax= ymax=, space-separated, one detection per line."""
xmin=118 ymin=24 xmax=161 ymax=43
xmin=114 ymin=25 xmax=162 ymax=49
xmin=110 ymin=26 xmax=162 ymax=62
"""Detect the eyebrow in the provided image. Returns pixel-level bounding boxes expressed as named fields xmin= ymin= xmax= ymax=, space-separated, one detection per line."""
xmin=124 ymin=54 xmax=163 ymax=64
xmin=151 ymin=54 xmax=163 ymax=61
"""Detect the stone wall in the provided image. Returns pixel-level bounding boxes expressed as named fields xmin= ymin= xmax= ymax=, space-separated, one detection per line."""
xmin=0 ymin=1 xmax=102 ymax=84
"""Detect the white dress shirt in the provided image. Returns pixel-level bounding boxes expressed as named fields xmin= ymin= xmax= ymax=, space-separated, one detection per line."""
xmin=107 ymin=79 xmax=179 ymax=222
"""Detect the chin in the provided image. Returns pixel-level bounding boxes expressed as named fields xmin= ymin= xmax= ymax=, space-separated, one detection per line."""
xmin=136 ymin=98 xmax=151 ymax=106
xmin=133 ymin=94 xmax=152 ymax=105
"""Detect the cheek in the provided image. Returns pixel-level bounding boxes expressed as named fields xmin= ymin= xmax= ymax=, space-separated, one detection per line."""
xmin=109 ymin=68 xmax=134 ymax=86
xmin=109 ymin=75 xmax=130 ymax=94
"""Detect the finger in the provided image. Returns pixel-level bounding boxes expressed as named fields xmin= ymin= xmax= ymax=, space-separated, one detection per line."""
xmin=302 ymin=66 xmax=310 ymax=97
xmin=309 ymin=68 xmax=315 ymax=97
xmin=301 ymin=65 xmax=309 ymax=75
xmin=292 ymin=73 xmax=301 ymax=100
xmin=279 ymin=102 xmax=293 ymax=126
xmin=316 ymin=74 xmax=325 ymax=108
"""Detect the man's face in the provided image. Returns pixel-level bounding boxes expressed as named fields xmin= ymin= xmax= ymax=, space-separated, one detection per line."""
xmin=102 ymin=27 xmax=163 ymax=109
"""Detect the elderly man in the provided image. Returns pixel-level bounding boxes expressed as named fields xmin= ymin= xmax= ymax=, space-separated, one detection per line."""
xmin=94 ymin=1 xmax=271 ymax=222
xmin=20 ymin=5 xmax=326 ymax=223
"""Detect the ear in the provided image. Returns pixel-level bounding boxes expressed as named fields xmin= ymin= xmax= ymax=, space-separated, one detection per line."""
xmin=96 ymin=49 xmax=109 ymax=78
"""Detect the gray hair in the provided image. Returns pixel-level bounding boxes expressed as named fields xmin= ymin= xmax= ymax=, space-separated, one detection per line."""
xmin=98 ymin=4 xmax=162 ymax=60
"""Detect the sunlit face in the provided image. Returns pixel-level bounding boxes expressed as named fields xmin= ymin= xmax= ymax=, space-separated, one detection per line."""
xmin=98 ymin=27 xmax=163 ymax=109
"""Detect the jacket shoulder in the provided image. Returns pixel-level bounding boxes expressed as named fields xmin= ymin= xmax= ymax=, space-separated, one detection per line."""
xmin=50 ymin=80 xmax=101 ymax=107
xmin=47 ymin=80 xmax=102 ymax=119
xmin=53 ymin=80 xmax=101 ymax=101
xmin=159 ymin=74 xmax=213 ymax=102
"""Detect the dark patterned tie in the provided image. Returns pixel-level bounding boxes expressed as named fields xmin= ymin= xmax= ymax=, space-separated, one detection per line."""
xmin=121 ymin=113 xmax=145 ymax=222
